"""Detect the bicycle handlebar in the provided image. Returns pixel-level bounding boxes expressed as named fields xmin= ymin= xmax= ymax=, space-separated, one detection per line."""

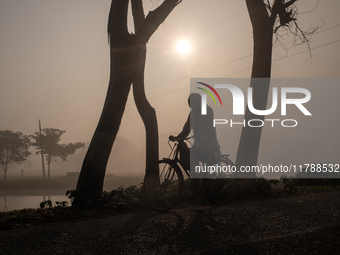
xmin=169 ymin=135 xmax=191 ymax=142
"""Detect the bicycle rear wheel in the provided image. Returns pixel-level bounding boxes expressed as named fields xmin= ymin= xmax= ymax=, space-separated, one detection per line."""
xmin=143 ymin=160 xmax=184 ymax=212
xmin=205 ymin=156 xmax=235 ymax=205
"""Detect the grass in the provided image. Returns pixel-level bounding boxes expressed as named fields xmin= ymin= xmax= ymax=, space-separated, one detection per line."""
xmin=1 ymin=179 xmax=340 ymax=231
xmin=0 ymin=205 xmax=125 ymax=230
xmin=0 ymin=175 xmax=143 ymax=195
xmin=0 ymin=185 xmax=145 ymax=230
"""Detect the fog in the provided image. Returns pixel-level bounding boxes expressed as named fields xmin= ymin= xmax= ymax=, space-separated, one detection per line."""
xmin=1 ymin=0 xmax=340 ymax=182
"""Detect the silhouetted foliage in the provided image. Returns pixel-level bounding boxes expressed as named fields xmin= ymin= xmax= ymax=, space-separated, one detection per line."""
xmin=1 ymin=180 xmax=339 ymax=230
xmin=30 ymin=128 xmax=85 ymax=178
xmin=70 ymin=185 xmax=143 ymax=211
xmin=0 ymin=130 xmax=31 ymax=181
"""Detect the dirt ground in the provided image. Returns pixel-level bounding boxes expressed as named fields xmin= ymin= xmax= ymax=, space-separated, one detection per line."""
xmin=0 ymin=191 xmax=339 ymax=254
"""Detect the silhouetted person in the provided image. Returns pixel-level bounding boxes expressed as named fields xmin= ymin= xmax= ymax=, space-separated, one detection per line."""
xmin=170 ymin=93 xmax=220 ymax=195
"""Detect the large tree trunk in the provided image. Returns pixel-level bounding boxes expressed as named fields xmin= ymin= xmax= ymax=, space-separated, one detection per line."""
xmin=235 ymin=0 xmax=275 ymax=176
xmin=75 ymin=0 xmax=136 ymax=205
xmin=132 ymin=0 xmax=159 ymax=172
xmin=133 ymin=45 xmax=160 ymax=171
xmin=74 ymin=0 xmax=180 ymax=206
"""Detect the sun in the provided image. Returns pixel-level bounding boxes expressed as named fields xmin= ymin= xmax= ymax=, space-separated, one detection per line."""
xmin=176 ymin=40 xmax=191 ymax=54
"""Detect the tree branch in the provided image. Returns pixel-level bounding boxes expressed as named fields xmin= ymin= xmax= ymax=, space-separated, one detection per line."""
xmin=136 ymin=0 xmax=181 ymax=43
xmin=246 ymin=0 xmax=271 ymax=29
xmin=271 ymin=0 xmax=298 ymax=25
xmin=284 ymin=0 xmax=298 ymax=8
xmin=270 ymin=0 xmax=281 ymax=24
xmin=131 ymin=0 xmax=145 ymax=32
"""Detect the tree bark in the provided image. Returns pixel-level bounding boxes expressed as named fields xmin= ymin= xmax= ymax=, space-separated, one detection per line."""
xmin=235 ymin=0 xmax=275 ymax=176
xmin=74 ymin=0 xmax=180 ymax=206
xmin=75 ymin=0 xmax=136 ymax=205
xmin=132 ymin=0 xmax=159 ymax=172
xmin=133 ymin=45 xmax=160 ymax=172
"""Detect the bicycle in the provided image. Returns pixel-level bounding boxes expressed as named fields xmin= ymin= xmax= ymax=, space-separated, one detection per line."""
xmin=143 ymin=137 xmax=235 ymax=212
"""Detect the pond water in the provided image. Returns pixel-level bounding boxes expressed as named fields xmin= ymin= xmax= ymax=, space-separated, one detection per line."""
xmin=0 ymin=176 xmax=144 ymax=212
xmin=1 ymin=195 xmax=71 ymax=212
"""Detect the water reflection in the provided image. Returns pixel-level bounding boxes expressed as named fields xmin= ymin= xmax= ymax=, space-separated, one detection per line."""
xmin=1 ymin=194 xmax=70 ymax=212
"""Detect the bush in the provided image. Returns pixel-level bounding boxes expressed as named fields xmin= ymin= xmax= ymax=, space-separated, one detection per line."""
xmin=68 ymin=185 xmax=144 ymax=211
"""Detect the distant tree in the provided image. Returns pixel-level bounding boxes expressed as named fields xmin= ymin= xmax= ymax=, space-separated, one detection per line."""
xmin=0 ymin=130 xmax=31 ymax=181
xmin=30 ymin=128 xmax=85 ymax=178
xmin=235 ymin=0 xmax=317 ymax=176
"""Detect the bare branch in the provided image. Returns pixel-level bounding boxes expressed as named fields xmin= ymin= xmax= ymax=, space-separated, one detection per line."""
xmin=273 ymin=3 xmax=321 ymax=62
xmin=131 ymin=0 xmax=145 ymax=32
xmin=284 ymin=0 xmax=298 ymax=8
xmin=288 ymin=19 xmax=319 ymax=60
xmin=264 ymin=0 xmax=273 ymax=13
xmin=270 ymin=0 xmax=296 ymax=25
xmin=136 ymin=0 xmax=181 ymax=43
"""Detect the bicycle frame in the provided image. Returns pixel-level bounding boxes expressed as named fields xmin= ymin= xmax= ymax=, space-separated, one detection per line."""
xmin=165 ymin=138 xmax=234 ymax=179
xmin=165 ymin=139 xmax=191 ymax=178
xmin=143 ymin=138 xmax=235 ymax=211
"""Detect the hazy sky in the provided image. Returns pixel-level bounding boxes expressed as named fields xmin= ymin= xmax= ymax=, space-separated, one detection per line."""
xmin=1 ymin=0 xmax=340 ymax=176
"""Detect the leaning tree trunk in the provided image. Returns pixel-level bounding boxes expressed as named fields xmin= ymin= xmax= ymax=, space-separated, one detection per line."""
xmin=133 ymin=46 xmax=160 ymax=171
xmin=131 ymin=0 xmax=159 ymax=172
xmin=74 ymin=0 xmax=180 ymax=206
xmin=75 ymin=0 xmax=137 ymax=205
xmin=235 ymin=0 xmax=275 ymax=176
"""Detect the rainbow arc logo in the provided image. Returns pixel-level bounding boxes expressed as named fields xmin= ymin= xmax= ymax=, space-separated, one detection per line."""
xmin=196 ymin=82 xmax=222 ymax=106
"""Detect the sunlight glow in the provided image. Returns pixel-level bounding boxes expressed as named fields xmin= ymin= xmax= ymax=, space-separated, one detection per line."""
xmin=176 ymin=40 xmax=191 ymax=54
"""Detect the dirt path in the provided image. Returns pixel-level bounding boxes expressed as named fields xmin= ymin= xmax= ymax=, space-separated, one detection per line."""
xmin=1 ymin=192 xmax=339 ymax=254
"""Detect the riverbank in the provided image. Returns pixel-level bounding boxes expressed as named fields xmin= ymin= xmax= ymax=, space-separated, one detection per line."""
xmin=0 ymin=175 xmax=144 ymax=196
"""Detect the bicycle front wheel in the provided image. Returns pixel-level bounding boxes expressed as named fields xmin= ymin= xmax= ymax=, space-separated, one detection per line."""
xmin=143 ymin=160 xmax=184 ymax=212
